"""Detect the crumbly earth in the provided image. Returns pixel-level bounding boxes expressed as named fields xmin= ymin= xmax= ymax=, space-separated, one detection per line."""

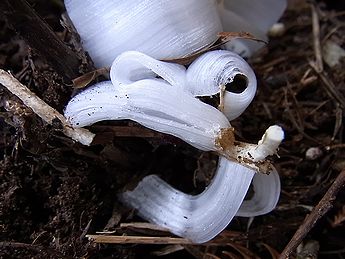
xmin=1 ymin=0 xmax=345 ymax=258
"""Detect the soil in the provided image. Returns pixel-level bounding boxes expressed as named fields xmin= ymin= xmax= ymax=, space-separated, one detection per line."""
xmin=1 ymin=0 xmax=345 ymax=258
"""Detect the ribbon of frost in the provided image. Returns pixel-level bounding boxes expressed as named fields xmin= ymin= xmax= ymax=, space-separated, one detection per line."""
xmin=65 ymin=51 xmax=282 ymax=242
xmin=120 ymin=158 xmax=255 ymax=243
xmin=65 ymin=0 xmax=287 ymax=66
xmin=110 ymin=50 xmax=257 ymax=121
xmin=65 ymin=80 xmax=230 ymax=151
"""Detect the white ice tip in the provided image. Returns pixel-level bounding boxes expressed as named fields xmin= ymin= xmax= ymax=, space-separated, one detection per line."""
xmin=266 ymin=125 xmax=285 ymax=143
xmin=253 ymin=125 xmax=284 ymax=162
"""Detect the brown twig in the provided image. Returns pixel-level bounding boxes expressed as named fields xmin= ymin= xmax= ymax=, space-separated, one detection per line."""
xmin=87 ymin=234 xmax=247 ymax=246
xmin=279 ymin=169 xmax=345 ymax=259
xmin=87 ymin=229 xmax=247 ymax=246
xmin=86 ymin=235 xmax=193 ymax=245
xmin=0 ymin=69 xmax=95 ymax=145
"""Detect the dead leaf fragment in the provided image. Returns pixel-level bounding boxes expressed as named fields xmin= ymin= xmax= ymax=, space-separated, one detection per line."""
xmin=72 ymin=67 xmax=109 ymax=89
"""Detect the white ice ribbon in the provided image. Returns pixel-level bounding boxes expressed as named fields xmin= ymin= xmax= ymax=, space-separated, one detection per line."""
xmin=64 ymin=53 xmax=283 ymax=242
xmin=65 ymin=0 xmax=287 ymax=66
xmin=120 ymin=157 xmax=255 ymax=243
xmin=64 ymin=0 xmax=286 ymax=242
xmin=65 ymin=80 xmax=230 ymax=151
xmin=110 ymin=50 xmax=257 ymax=120
xmin=65 ymin=0 xmax=222 ymax=67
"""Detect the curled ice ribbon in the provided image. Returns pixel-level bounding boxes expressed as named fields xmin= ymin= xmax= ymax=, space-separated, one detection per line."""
xmin=64 ymin=0 xmax=286 ymax=242
xmin=110 ymin=50 xmax=257 ymax=121
xmin=65 ymin=50 xmax=283 ymax=243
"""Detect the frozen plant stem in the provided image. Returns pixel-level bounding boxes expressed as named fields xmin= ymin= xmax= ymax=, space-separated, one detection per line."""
xmin=216 ymin=125 xmax=284 ymax=173
xmin=0 ymin=69 xmax=95 ymax=145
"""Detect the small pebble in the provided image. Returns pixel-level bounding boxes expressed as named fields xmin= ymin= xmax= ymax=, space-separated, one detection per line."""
xmin=305 ymin=147 xmax=323 ymax=160
xmin=268 ymin=23 xmax=286 ymax=37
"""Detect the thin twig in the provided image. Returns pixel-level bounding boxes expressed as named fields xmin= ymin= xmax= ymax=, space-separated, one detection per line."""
xmin=87 ymin=234 xmax=244 ymax=246
xmin=87 ymin=230 xmax=247 ymax=246
xmin=279 ymin=169 xmax=345 ymax=259
xmin=0 ymin=69 xmax=95 ymax=145
xmin=310 ymin=2 xmax=323 ymax=73
xmin=86 ymin=235 xmax=193 ymax=245
xmin=218 ymin=84 xmax=226 ymax=112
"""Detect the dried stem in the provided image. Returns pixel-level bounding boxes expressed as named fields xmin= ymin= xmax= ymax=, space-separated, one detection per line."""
xmin=218 ymin=84 xmax=226 ymax=112
xmin=87 ymin=235 xmax=193 ymax=245
xmin=87 ymin=231 xmax=246 ymax=246
xmin=216 ymin=125 xmax=284 ymax=173
xmin=0 ymin=69 xmax=95 ymax=145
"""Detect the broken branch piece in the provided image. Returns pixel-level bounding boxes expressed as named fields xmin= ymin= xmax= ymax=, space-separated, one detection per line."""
xmin=0 ymin=69 xmax=95 ymax=145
